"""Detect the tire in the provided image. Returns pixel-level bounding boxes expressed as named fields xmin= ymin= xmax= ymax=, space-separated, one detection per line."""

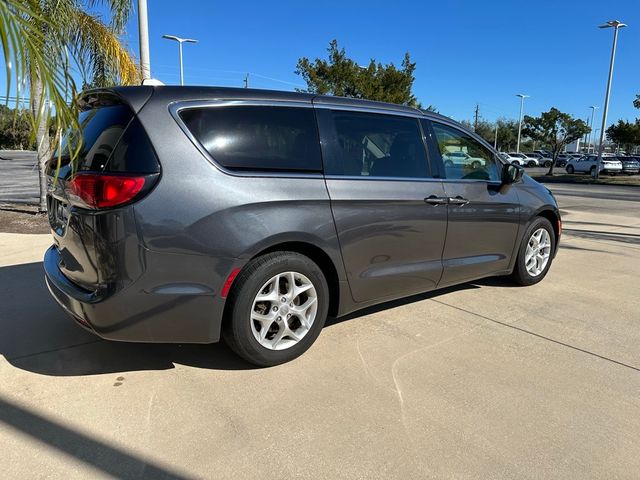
xmin=471 ymin=160 xmax=481 ymax=169
xmin=566 ymin=165 xmax=574 ymax=174
xmin=527 ymin=161 xmax=536 ymax=168
xmin=510 ymin=217 xmax=556 ymax=286
xmin=544 ymin=160 xmax=552 ymax=168
xmin=222 ymin=251 xmax=329 ymax=367
xmin=590 ymin=166 xmax=597 ymax=176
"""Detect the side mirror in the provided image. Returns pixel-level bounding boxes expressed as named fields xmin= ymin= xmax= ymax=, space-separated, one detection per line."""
xmin=502 ymin=163 xmax=524 ymax=185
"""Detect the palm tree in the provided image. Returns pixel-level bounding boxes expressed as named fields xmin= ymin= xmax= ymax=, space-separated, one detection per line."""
xmin=1 ymin=0 xmax=140 ymax=211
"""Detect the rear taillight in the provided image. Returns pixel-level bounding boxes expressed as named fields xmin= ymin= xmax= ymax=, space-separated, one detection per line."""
xmin=68 ymin=173 xmax=148 ymax=209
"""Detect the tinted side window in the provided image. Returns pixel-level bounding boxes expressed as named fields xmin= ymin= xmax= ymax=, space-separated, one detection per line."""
xmin=179 ymin=106 xmax=322 ymax=172
xmin=326 ymin=110 xmax=430 ymax=178
xmin=430 ymin=122 xmax=499 ymax=181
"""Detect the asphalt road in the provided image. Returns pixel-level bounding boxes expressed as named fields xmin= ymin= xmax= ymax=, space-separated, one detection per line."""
xmin=0 ymin=150 xmax=39 ymax=205
xmin=1 ymin=181 xmax=639 ymax=479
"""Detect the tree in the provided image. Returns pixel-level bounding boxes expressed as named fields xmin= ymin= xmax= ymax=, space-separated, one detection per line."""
xmin=522 ymin=108 xmax=590 ymax=175
xmin=295 ymin=40 xmax=422 ymax=107
xmin=495 ymin=119 xmax=520 ymax=152
xmin=634 ymin=95 xmax=640 ymax=109
xmin=606 ymin=119 xmax=640 ymax=153
xmin=1 ymin=1 xmax=139 ymax=211
xmin=0 ymin=105 xmax=33 ymax=149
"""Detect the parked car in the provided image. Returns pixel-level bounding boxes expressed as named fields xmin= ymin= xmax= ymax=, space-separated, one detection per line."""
xmin=508 ymin=152 xmax=538 ymax=167
xmin=44 ymin=86 xmax=561 ymax=366
xmin=556 ymin=153 xmax=573 ymax=167
xmin=616 ymin=156 xmax=640 ymax=175
xmin=442 ymin=151 xmax=486 ymax=169
xmin=499 ymin=152 xmax=519 ymax=164
xmin=534 ymin=149 xmax=553 ymax=158
xmin=524 ymin=152 xmax=553 ymax=168
xmin=565 ymin=154 xmax=623 ymax=175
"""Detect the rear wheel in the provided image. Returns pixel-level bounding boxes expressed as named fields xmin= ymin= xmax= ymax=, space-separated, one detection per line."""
xmin=566 ymin=165 xmax=575 ymax=174
xmin=590 ymin=166 xmax=597 ymax=176
xmin=223 ymin=252 xmax=329 ymax=367
xmin=510 ymin=217 xmax=555 ymax=286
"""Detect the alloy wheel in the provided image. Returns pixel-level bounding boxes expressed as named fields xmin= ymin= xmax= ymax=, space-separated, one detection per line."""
xmin=524 ymin=228 xmax=552 ymax=277
xmin=250 ymin=271 xmax=318 ymax=350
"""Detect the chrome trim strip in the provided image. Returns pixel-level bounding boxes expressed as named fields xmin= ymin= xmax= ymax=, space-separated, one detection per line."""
xmin=313 ymin=102 xmax=425 ymax=119
xmin=324 ymin=175 xmax=443 ymax=183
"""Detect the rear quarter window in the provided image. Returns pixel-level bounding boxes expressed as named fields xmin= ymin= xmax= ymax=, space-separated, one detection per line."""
xmin=179 ymin=106 xmax=322 ymax=173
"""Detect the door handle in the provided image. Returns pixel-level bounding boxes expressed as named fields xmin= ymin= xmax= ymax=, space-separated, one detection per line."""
xmin=448 ymin=196 xmax=469 ymax=206
xmin=424 ymin=195 xmax=448 ymax=206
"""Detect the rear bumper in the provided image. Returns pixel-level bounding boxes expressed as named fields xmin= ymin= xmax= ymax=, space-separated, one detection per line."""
xmin=44 ymin=245 xmax=235 ymax=343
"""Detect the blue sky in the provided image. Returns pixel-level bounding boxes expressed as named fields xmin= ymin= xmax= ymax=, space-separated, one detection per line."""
xmin=5 ymin=0 xmax=640 ymax=126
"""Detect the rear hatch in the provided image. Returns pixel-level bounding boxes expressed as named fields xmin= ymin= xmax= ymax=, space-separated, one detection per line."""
xmin=46 ymin=91 xmax=160 ymax=291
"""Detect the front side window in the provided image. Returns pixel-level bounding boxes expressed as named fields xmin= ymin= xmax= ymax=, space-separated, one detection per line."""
xmin=179 ymin=106 xmax=322 ymax=172
xmin=325 ymin=110 xmax=430 ymax=179
xmin=431 ymin=122 xmax=500 ymax=181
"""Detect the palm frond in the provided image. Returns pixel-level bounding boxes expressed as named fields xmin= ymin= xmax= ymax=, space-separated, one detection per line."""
xmin=0 ymin=0 xmax=80 ymax=152
xmin=69 ymin=8 xmax=140 ymax=86
xmin=86 ymin=0 xmax=133 ymax=33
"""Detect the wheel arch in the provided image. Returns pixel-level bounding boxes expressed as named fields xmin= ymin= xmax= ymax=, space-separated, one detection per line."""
xmin=231 ymin=240 xmax=343 ymax=318
xmin=531 ymin=207 xmax=561 ymax=255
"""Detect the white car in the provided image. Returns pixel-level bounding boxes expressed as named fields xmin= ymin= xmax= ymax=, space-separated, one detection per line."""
xmin=565 ymin=154 xmax=623 ymax=175
xmin=508 ymin=152 xmax=539 ymax=167
xmin=442 ymin=151 xmax=486 ymax=169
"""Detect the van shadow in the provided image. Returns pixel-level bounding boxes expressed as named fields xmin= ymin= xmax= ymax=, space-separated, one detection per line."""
xmin=1 ymin=262 xmax=514 ymax=377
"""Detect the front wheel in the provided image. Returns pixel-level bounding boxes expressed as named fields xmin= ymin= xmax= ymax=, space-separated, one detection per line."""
xmin=510 ymin=217 xmax=556 ymax=286
xmin=544 ymin=160 xmax=552 ymax=168
xmin=223 ymin=252 xmax=329 ymax=367
xmin=566 ymin=165 xmax=575 ymax=174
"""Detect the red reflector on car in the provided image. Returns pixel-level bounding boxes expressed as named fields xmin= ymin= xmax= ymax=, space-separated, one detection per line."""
xmin=69 ymin=174 xmax=146 ymax=209
xmin=220 ymin=268 xmax=241 ymax=298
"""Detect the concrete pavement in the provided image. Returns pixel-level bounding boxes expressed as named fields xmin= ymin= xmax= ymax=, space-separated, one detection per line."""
xmin=1 ymin=183 xmax=639 ymax=479
xmin=0 ymin=150 xmax=39 ymax=205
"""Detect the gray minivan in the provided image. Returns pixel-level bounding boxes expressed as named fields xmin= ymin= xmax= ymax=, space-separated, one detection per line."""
xmin=44 ymin=86 xmax=560 ymax=366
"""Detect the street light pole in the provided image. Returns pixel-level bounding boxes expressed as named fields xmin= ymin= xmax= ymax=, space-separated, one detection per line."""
xmin=594 ymin=20 xmax=626 ymax=179
xmin=137 ymin=0 xmax=151 ymax=80
xmin=162 ymin=35 xmax=198 ymax=85
xmin=516 ymin=94 xmax=529 ymax=154
xmin=588 ymin=105 xmax=598 ymax=153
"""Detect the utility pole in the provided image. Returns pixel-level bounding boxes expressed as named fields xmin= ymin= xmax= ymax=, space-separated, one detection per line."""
xmin=137 ymin=0 xmax=151 ymax=80
xmin=594 ymin=20 xmax=626 ymax=179
xmin=588 ymin=106 xmax=598 ymax=153
xmin=243 ymin=74 xmax=249 ymax=88
xmin=474 ymin=104 xmax=480 ymax=131
xmin=493 ymin=123 xmax=498 ymax=149
xmin=516 ymin=94 xmax=529 ymax=154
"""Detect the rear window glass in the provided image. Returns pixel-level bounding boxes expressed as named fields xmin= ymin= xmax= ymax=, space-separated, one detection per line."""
xmin=52 ymin=103 xmax=133 ymax=172
xmin=179 ymin=106 xmax=322 ymax=172
xmin=104 ymin=118 xmax=160 ymax=173
xmin=48 ymin=96 xmax=159 ymax=175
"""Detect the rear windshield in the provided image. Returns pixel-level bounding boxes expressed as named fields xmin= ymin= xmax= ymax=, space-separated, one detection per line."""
xmin=179 ymin=106 xmax=322 ymax=173
xmin=48 ymin=94 xmax=159 ymax=176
